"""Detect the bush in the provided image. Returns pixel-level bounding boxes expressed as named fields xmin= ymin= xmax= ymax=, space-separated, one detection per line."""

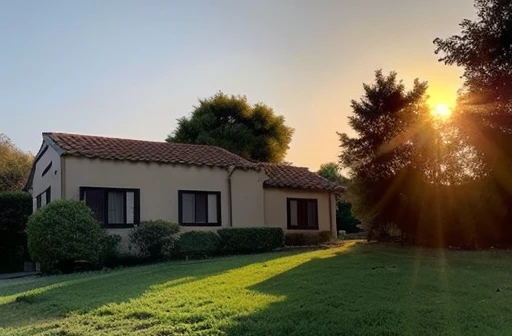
xmin=161 ymin=235 xmax=179 ymax=259
xmin=218 ymin=227 xmax=284 ymax=254
xmin=176 ymin=231 xmax=221 ymax=257
xmin=99 ymin=234 xmax=122 ymax=265
xmin=0 ymin=192 xmax=32 ymax=272
xmin=26 ymin=200 xmax=103 ymax=273
xmin=284 ymin=231 xmax=332 ymax=246
xmin=130 ymin=220 xmax=180 ymax=259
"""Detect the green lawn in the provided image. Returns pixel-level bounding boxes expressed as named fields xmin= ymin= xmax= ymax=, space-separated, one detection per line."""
xmin=1 ymin=242 xmax=511 ymax=336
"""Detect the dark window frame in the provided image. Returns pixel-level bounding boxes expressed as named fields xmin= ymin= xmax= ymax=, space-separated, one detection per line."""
xmin=79 ymin=187 xmax=140 ymax=228
xmin=45 ymin=187 xmax=51 ymax=204
xmin=35 ymin=186 xmax=51 ymax=210
xmin=42 ymin=161 xmax=53 ymax=177
xmin=178 ymin=190 xmax=221 ymax=227
xmin=36 ymin=194 xmax=42 ymax=210
xmin=286 ymin=198 xmax=319 ymax=230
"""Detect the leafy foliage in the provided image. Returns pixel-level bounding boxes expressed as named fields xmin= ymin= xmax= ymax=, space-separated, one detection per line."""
xmin=217 ymin=227 xmax=284 ymax=253
xmin=26 ymin=200 xmax=103 ymax=273
xmin=99 ymin=234 xmax=122 ymax=266
xmin=336 ymin=201 xmax=361 ymax=234
xmin=317 ymin=163 xmax=360 ymax=233
xmin=0 ymin=192 xmax=32 ymax=272
xmin=167 ymin=92 xmax=294 ymax=163
xmin=130 ymin=220 xmax=180 ymax=259
xmin=338 ymin=71 xmax=491 ymax=246
xmin=317 ymin=162 xmax=347 ymax=184
xmin=176 ymin=231 xmax=221 ymax=257
xmin=284 ymin=231 xmax=332 ymax=246
xmin=0 ymin=134 xmax=33 ymax=193
xmin=338 ymin=70 xmax=430 ymax=239
xmin=435 ymin=0 xmax=512 ymax=243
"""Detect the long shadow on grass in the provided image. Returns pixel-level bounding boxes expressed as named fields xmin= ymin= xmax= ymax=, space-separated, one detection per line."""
xmin=221 ymin=242 xmax=388 ymax=336
xmin=0 ymin=251 xmax=304 ymax=329
xmin=222 ymin=242 xmax=491 ymax=336
xmin=223 ymin=243 xmax=512 ymax=336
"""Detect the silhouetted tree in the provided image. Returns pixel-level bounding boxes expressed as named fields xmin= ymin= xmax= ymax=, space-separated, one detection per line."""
xmin=435 ymin=0 xmax=512 ymax=243
xmin=167 ymin=92 xmax=294 ymax=163
xmin=338 ymin=71 xmax=431 ymax=237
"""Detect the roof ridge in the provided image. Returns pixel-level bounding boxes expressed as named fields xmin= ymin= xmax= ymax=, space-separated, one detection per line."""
xmin=43 ymin=132 xmax=258 ymax=170
xmin=45 ymin=132 xmax=252 ymax=157
xmin=258 ymin=162 xmax=310 ymax=170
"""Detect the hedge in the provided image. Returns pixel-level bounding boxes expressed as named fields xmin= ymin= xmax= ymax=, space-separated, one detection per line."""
xmin=217 ymin=227 xmax=284 ymax=254
xmin=0 ymin=192 xmax=32 ymax=272
xmin=176 ymin=231 xmax=221 ymax=257
xmin=284 ymin=231 xmax=332 ymax=246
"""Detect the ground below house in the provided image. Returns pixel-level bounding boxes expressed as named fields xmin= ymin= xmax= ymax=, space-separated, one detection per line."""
xmin=0 ymin=242 xmax=511 ymax=336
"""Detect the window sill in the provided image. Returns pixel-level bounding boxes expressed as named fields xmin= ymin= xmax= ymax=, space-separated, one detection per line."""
xmin=287 ymin=226 xmax=319 ymax=231
xmin=180 ymin=223 xmax=222 ymax=227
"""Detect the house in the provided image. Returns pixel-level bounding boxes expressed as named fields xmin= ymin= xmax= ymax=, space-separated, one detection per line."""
xmin=25 ymin=133 xmax=343 ymax=250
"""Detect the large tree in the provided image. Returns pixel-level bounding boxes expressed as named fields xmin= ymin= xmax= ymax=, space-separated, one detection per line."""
xmin=0 ymin=134 xmax=33 ymax=193
xmin=340 ymin=70 xmax=502 ymax=247
xmin=338 ymin=71 xmax=430 ymax=238
xmin=167 ymin=92 xmax=294 ymax=163
xmin=434 ymin=0 xmax=512 ymax=173
xmin=434 ymin=0 xmax=512 ymax=242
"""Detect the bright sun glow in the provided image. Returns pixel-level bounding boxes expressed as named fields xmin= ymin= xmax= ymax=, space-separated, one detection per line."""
xmin=431 ymin=103 xmax=452 ymax=119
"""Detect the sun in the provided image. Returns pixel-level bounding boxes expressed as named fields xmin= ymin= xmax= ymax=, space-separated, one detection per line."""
xmin=431 ymin=103 xmax=452 ymax=119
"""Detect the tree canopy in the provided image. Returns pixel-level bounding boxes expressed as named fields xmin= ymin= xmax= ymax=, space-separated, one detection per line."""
xmin=338 ymin=71 xmax=430 ymax=236
xmin=0 ymin=134 xmax=33 ymax=193
xmin=317 ymin=162 xmax=347 ymax=184
xmin=167 ymin=92 xmax=294 ymax=163
xmin=337 ymin=71 xmax=491 ymax=245
xmin=434 ymin=0 xmax=512 ymax=244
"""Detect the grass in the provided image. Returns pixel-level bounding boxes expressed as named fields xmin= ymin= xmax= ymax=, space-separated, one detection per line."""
xmin=1 ymin=241 xmax=512 ymax=335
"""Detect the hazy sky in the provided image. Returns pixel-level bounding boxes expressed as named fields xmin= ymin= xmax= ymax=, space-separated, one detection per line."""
xmin=1 ymin=0 xmax=475 ymax=170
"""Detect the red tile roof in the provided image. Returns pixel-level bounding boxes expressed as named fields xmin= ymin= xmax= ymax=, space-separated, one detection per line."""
xmin=261 ymin=163 xmax=344 ymax=192
xmin=44 ymin=132 xmax=258 ymax=169
xmin=42 ymin=133 xmax=344 ymax=192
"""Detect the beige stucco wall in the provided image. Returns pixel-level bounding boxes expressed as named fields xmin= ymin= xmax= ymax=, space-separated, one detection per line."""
xmin=63 ymin=157 xmax=267 ymax=250
xmin=231 ymin=169 xmax=267 ymax=227
xmin=31 ymin=143 xmax=62 ymax=211
xmin=263 ymin=188 xmax=336 ymax=236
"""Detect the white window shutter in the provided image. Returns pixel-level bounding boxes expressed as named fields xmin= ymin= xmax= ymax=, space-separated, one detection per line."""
xmin=126 ymin=192 xmax=135 ymax=224
xmin=208 ymin=194 xmax=218 ymax=223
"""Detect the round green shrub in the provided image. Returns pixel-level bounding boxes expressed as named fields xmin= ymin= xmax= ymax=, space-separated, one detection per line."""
xmin=130 ymin=220 xmax=180 ymax=259
xmin=26 ymin=200 xmax=103 ymax=273
xmin=176 ymin=231 xmax=221 ymax=257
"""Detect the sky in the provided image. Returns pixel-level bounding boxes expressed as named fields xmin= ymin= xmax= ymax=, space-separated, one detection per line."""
xmin=0 ymin=0 xmax=476 ymax=170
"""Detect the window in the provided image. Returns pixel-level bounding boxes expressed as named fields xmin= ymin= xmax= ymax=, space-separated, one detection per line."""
xmin=287 ymin=198 xmax=318 ymax=230
xmin=36 ymin=195 xmax=42 ymax=210
xmin=42 ymin=161 xmax=52 ymax=177
xmin=36 ymin=187 xmax=51 ymax=210
xmin=79 ymin=187 xmax=140 ymax=228
xmin=179 ymin=190 xmax=221 ymax=226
